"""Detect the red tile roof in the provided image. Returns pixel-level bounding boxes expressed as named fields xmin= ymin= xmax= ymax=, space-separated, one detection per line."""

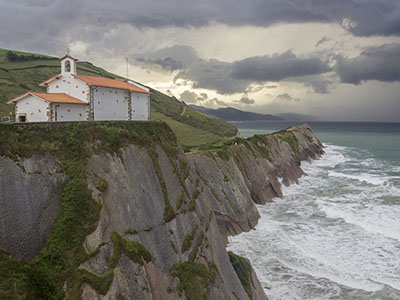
xmin=7 ymin=91 xmax=87 ymax=104
xmin=58 ymin=55 xmax=79 ymax=61
xmin=39 ymin=74 xmax=62 ymax=86
xmin=74 ymin=75 xmax=152 ymax=94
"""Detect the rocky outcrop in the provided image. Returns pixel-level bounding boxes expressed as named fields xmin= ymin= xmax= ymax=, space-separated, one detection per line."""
xmin=0 ymin=154 xmax=65 ymax=260
xmin=0 ymin=122 xmax=323 ymax=300
xmin=189 ymin=124 xmax=324 ymax=241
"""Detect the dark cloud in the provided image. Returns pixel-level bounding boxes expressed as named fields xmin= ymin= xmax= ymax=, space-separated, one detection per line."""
xmin=136 ymin=57 xmax=184 ymax=71
xmin=308 ymin=79 xmax=331 ymax=94
xmin=180 ymin=90 xmax=229 ymax=106
xmin=177 ymin=58 xmax=249 ymax=94
xmin=238 ymin=97 xmax=255 ymax=104
xmin=335 ymin=43 xmax=400 ymax=84
xmin=137 ymin=46 xmax=331 ymax=94
xmin=180 ymin=90 xmax=207 ymax=103
xmin=288 ymin=0 xmax=400 ymax=37
xmin=1 ymin=0 xmax=399 ymax=54
xmin=316 ymin=36 xmax=329 ymax=47
xmin=136 ymin=45 xmax=249 ymax=94
xmin=231 ymin=50 xmax=332 ymax=82
xmin=180 ymin=90 xmax=255 ymax=108
xmin=275 ymin=93 xmax=301 ymax=102
xmin=135 ymin=46 xmax=199 ymax=67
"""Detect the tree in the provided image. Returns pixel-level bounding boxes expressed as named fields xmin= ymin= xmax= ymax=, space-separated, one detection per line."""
xmin=6 ymin=51 xmax=18 ymax=62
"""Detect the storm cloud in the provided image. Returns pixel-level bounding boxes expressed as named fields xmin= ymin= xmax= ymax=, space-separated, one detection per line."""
xmin=336 ymin=43 xmax=400 ymax=84
xmin=1 ymin=0 xmax=399 ymax=121
xmin=1 ymin=0 xmax=400 ymax=53
xmin=136 ymin=46 xmax=331 ymax=94
xmin=231 ymin=51 xmax=332 ymax=82
xmin=239 ymin=97 xmax=255 ymax=105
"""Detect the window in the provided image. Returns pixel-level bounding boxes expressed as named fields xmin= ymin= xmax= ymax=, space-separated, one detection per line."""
xmin=65 ymin=60 xmax=71 ymax=72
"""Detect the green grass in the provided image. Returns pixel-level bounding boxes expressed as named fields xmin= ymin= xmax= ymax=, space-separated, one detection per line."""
xmin=272 ymin=128 xmax=299 ymax=153
xmin=151 ymin=89 xmax=237 ymax=138
xmin=228 ymin=251 xmax=253 ymax=299
xmin=95 ymin=178 xmax=108 ymax=192
xmin=0 ymin=48 xmax=238 ymax=147
xmin=170 ymin=262 xmax=214 ymax=300
xmin=151 ymin=111 xmax=223 ymax=147
xmin=108 ymin=232 xmax=152 ymax=268
xmin=181 ymin=225 xmax=199 ymax=254
xmin=79 ymin=269 xmax=114 ymax=295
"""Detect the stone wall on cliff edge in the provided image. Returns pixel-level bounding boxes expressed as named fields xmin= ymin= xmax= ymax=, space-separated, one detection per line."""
xmin=0 ymin=123 xmax=323 ymax=300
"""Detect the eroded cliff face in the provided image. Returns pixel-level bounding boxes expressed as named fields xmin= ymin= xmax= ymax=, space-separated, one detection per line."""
xmin=0 ymin=122 xmax=323 ymax=300
xmin=0 ymin=154 xmax=64 ymax=260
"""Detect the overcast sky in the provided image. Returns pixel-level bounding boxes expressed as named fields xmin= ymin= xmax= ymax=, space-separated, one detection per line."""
xmin=1 ymin=0 xmax=400 ymax=121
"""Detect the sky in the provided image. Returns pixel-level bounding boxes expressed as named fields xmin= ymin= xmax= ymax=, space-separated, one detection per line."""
xmin=1 ymin=0 xmax=400 ymax=121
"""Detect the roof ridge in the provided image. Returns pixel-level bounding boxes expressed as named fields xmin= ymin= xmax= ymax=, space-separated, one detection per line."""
xmin=8 ymin=91 xmax=87 ymax=104
xmin=73 ymin=74 xmax=151 ymax=94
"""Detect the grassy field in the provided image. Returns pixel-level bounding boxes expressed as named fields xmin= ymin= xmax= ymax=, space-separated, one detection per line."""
xmin=0 ymin=48 xmax=238 ymax=147
xmin=151 ymin=111 xmax=223 ymax=147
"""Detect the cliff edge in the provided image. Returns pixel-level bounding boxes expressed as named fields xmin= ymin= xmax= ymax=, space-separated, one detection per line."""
xmin=0 ymin=122 xmax=323 ymax=299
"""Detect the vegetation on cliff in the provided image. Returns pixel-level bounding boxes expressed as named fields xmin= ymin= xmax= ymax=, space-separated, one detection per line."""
xmin=0 ymin=113 xmax=322 ymax=299
xmin=0 ymin=121 xmax=174 ymax=299
xmin=170 ymin=262 xmax=215 ymax=300
xmin=228 ymin=251 xmax=254 ymax=299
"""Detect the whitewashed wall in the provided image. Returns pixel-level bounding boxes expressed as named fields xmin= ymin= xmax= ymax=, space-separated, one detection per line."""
xmin=60 ymin=58 xmax=77 ymax=75
xmin=131 ymin=92 xmax=150 ymax=121
xmin=52 ymin=103 xmax=88 ymax=122
xmin=92 ymin=87 xmax=129 ymax=121
xmin=15 ymin=95 xmax=49 ymax=122
xmin=47 ymin=75 xmax=90 ymax=102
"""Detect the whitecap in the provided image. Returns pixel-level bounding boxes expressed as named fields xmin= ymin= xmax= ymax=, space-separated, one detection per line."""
xmin=327 ymin=171 xmax=387 ymax=185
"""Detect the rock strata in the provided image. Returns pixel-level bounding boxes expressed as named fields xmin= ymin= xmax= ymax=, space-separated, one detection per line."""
xmin=0 ymin=123 xmax=323 ymax=299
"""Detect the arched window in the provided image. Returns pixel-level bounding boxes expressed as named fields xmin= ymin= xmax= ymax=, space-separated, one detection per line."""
xmin=65 ymin=60 xmax=71 ymax=72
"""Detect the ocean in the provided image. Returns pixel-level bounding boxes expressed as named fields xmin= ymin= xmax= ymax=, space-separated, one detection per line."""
xmin=227 ymin=121 xmax=400 ymax=300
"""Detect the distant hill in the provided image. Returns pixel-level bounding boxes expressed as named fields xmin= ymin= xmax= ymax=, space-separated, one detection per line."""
xmin=190 ymin=105 xmax=283 ymax=121
xmin=0 ymin=48 xmax=237 ymax=147
xmin=276 ymin=113 xmax=320 ymax=121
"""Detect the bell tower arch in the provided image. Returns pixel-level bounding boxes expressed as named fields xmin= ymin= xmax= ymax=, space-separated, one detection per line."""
xmin=59 ymin=51 xmax=78 ymax=75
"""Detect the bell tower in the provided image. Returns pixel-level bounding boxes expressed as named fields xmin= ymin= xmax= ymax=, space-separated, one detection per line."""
xmin=59 ymin=49 xmax=78 ymax=75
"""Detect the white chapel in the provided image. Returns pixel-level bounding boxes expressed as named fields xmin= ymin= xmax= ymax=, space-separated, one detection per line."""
xmin=8 ymin=54 xmax=151 ymax=123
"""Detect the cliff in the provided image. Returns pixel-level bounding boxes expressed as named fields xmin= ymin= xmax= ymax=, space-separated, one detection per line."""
xmin=0 ymin=122 xmax=323 ymax=299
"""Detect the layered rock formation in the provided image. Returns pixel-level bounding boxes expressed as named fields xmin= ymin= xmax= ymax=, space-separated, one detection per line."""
xmin=0 ymin=122 xmax=323 ymax=300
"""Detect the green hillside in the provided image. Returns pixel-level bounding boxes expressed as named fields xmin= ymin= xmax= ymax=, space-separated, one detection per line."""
xmin=0 ymin=48 xmax=237 ymax=147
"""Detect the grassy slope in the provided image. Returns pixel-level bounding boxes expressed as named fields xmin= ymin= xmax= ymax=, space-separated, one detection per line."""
xmin=0 ymin=48 xmax=237 ymax=147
